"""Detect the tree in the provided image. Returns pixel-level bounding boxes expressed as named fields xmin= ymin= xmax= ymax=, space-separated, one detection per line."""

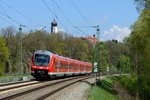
xmin=65 ymin=37 xmax=90 ymax=61
xmin=126 ymin=9 xmax=150 ymax=99
xmin=117 ymin=55 xmax=131 ymax=73
xmin=0 ymin=27 xmax=93 ymax=75
xmin=134 ymin=0 xmax=150 ymax=12
xmin=96 ymin=42 xmax=109 ymax=73
xmin=1 ymin=26 xmax=19 ymax=73
xmin=0 ymin=37 xmax=9 ymax=76
xmin=105 ymin=41 xmax=130 ymax=73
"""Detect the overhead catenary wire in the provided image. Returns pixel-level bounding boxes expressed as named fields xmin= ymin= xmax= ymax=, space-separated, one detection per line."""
xmin=0 ymin=0 xmax=95 ymax=36
xmin=0 ymin=3 xmax=11 ymax=25
xmin=75 ymin=27 xmax=89 ymax=36
xmin=0 ymin=15 xmax=12 ymax=25
xmin=0 ymin=11 xmax=20 ymax=25
xmin=0 ymin=2 xmax=8 ymax=16
xmin=41 ymin=0 xmax=55 ymax=16
xmin=53 ymin=0 xmax=74 ymax=27
xmin=0 ymin=11 xmax=32 ymax=31
xmin=41 ymin=0 xmax=69 ymax=33
xmin=0 ymin=0 xmax=46 ymax=29
xmin=70 ymin=0 xmax=92 ymax=26
xmin=53 ymin=0 xmax=89 ymax=37
xmin=52 ymin=0 xmax=57 ymax=18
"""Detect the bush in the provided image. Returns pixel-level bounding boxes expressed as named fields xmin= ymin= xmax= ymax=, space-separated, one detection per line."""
xmin=0 ymin=62 xmax=4 ymax=76
xmin=118 ymin=75 xmax=137 ymax=96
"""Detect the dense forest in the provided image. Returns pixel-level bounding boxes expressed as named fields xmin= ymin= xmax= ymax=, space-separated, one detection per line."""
xmin=119 ymin=0 xmax=150 ymax=99
xmin=0 ymin=29 xmax=91 ymax=75
xmin=0 ymin=27 xmax=130 ymax=76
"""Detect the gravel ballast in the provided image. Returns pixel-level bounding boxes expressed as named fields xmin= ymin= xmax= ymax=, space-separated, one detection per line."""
xmin=45 ymin=77 xmax=95 ymax=100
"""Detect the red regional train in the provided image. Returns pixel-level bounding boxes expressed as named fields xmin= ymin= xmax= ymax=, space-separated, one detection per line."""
xmin=31 ymin=50 xmax=92 ymax=79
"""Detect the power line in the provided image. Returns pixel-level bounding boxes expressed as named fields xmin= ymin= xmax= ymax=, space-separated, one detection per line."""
xmin=41 ymin=0 xmax=69 ymax=33
xmin=0 ymin=2 xmax=8 ymax=16
xmin=0 ymin=11 xmax=32 ymax=31
xmin=0 ymin=0 xmax=50 ymax=31
xmin=41 ymin=0 xmax=55 ymax=16
xmin=0 ymin=11 xmax=20 ymax=25
xmin=52 ymin=0 xmax=57 ymax=18
xmin=0 ymin=15 xmax=12 ymax=25
xmin=75 ymin=27 xmax=89 ymax=36
xmin=53 ymin=0 xmax=73 ymax=27
xmin=53 ymin=0 xmax=89 ymax=36
xmin=0 ymin=0 xmax=44 ymax=27
xmin=76 ymin=26 xmax=97 ymax=28
xmin=76 ymin=25 xmax=100 ymax=39
xmin=70 ymin=0 xmax=92 ymax=26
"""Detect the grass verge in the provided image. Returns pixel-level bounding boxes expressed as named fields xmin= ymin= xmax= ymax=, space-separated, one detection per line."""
xmin=88 ymin=77 xmax=118 ymax=100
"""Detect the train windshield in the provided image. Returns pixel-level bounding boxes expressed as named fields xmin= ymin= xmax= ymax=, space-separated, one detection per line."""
xmin=34 ymin=54 xmax=50 ymax=66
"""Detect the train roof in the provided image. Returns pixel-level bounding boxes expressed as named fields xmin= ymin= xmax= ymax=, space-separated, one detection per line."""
xmin=34 ymin=50 xmax=52 ymax=56
xmin=54 ymin=54 xmax=91 ymax=65
xmin=34 ymin=50 xmax=92 ymax=64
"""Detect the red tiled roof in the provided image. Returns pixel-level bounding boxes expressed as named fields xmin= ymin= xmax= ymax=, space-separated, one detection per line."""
xmin=84 ymin=36 xmax=99 ymax=46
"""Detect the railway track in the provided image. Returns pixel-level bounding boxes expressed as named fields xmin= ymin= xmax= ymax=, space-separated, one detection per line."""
xmin=0 ymin=80 xmax=42 ymax=93
xmin=0 ymin=75 xmax=93 ymax=100
xmin=0 ymin=79 xmax=34 ymax=87
xmin=36 ymin=76 xmax=92 ymax=100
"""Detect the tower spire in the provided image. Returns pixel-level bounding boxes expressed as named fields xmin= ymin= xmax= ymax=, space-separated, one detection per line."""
xmin=51 ymin=19 xmax=58 ymax=33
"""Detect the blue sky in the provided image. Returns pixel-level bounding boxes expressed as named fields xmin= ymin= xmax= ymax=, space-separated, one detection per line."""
xmin=0 ymin=0 xmax=139 ymax=42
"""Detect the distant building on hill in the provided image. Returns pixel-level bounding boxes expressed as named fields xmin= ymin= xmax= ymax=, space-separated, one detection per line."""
xmin=84 ymin=35 xmax=99 ymax=46
xmin=51 ymin=19 xmax=58 ymax=33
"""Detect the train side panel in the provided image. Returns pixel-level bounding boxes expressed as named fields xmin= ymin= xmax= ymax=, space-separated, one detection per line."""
xmin=31 ymin=50 xmax=93 ymax=79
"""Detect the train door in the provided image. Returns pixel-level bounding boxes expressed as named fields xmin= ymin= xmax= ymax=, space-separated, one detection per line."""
xmin=67 ymin=62 xmax=70 ymax=73
xmin=56 ymin=60 xmax=61 ymax=73
xmin=78 ymin=64 xmax=80 ymax=73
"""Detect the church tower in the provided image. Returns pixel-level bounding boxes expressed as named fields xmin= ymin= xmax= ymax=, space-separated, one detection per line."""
xmin=51 ymin=19 xmax=58 ymax=33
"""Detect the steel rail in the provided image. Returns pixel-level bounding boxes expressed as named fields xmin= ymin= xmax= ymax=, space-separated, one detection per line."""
xmin=0 ymin=81 xmax=42 ymax=92
xmin=36 ymin=76 xmax=93 ymax=100
xmin=1 ymin=76 xmax=89 ymax=100
xmin=0 ymin=79 xmax=34 ymax=87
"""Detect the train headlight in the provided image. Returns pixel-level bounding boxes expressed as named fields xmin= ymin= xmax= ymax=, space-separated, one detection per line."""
xmin=33 ymin=66 xmax=36 ymax=68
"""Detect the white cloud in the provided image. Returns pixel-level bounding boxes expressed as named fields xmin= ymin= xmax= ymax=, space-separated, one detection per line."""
xmin=101 ymin=25 xmax=131 ymax=42
xmin=36 ymin=26 xmax=46 ymax=31
xmin=58 ymin=28 xmax=65 ymax=33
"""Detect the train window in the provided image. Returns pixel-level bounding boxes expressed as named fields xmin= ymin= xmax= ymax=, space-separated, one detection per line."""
xmin=34 ymin=54 xmax=50 ymax=66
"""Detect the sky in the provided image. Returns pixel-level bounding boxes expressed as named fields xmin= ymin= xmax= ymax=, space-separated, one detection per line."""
xmin=0 ymin=0 xmax=139 ymax=42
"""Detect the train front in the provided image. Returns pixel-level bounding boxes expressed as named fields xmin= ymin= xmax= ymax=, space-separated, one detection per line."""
xmin=31 ymin=50 xmax=52 ymax=79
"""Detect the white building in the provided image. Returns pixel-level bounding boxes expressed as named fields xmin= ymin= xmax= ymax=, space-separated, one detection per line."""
xmin=51 ymin=19 xmax=58 ymax=33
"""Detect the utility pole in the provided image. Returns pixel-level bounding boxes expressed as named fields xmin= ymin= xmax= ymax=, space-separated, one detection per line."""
xmin=76 ymin=25 xmax=100 ymax=86
xmin=19 ymin=24 xmax=25 ymax=75
xmin=76 ymin=25 xmax=100 ymax=40
xmin=94 ymin=26 xmax=100 ymax=86
xmin=96 ymin=25 xmax=100 ymax=40
xmin=96 ymin=25 xmax=100 ymax=81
